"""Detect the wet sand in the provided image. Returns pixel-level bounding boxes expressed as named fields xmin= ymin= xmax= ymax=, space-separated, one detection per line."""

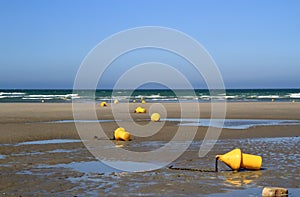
xmin=0 ymin=102 xmax=300 ymax=196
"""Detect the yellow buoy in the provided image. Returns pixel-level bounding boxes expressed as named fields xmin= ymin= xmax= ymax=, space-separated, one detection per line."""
xmin=141 ymin=99 xmax=146 ymax=104
xmin=133 ymin=99 xmax=136 ymax=103
xmin=114 ymin=99 xmax=119 ymax=104
xmin=241 ymin=153 xmax=262 ymax=170
xmin=216 ymin=148 xmax=262 ymax=171
xmin=151 ymin=113 xmax=161 ymax=122
xmin=114 ymin=127 xmax=131 ymax=141
xmin=134 ymin=106 xmax=146 ymax=113
xmin=217 ymin=148 xmax=242 ymax=171
xmin=100 ymin=102 xmax=107 ymax=107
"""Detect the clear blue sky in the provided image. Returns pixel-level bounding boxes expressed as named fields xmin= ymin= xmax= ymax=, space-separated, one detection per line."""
xmin=0 ymin=0 xmax=299 ymax=89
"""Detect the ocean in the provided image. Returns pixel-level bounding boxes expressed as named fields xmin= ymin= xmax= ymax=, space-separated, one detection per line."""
xmin=0 ymin=89 xmax=300 ymax=103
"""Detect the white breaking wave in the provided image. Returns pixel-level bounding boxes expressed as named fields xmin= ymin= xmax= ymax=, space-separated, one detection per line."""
xmin=257 ymin=95 xmax=280 ymax=99
xmin=0 ymin=92 xmax=26 ymax=95
xmin=147 ymin=94 xmax=162 ymax=99
xmin=0 ymin=95 xmax=23 ymax=99
xmin=289 ymin=93 xmax=300 ymax=98
xmin=25 ymin=94 xmax=80 ymax=99
xmin=199 ymin=95 xmax=237 ymax=100
xmin=22 ymin=97 xmax=53 ymax=100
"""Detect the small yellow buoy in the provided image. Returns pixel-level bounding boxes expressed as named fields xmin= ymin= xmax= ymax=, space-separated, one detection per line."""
xmin=134 ymin=106 xmax=146 ymax=113
xmin=272 ymin=98 xmax=275 ymax=102
xmin=216 ymin=148 xmax=262 ymax=171
xmin=133 ymin=99 xmax=136 ymax=103
xmin=114 ymin=99 xmax=119 ymax=104
xmin=141 ymin=99 xmax=146 ymax=104
xmin=151 ymin=113 xmax=161 ymax=122
xmin=114 ymin=127 xmax=131 ymax=141
xmin=100 ymin=102 xmax=107 ymax=107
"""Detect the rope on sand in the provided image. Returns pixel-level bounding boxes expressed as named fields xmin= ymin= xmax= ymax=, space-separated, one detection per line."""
xmin=168 ymin=165 xmax=216 ymax=172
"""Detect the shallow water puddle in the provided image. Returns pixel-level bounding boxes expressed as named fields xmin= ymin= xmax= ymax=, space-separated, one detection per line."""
xmin=47 ymin=119 xmax=116 ymax=123
xmin=34 ymin=118 xmax=300 ymax=129
xmin=163 ymin=118 xmax=300 ymax=129
xmin=47 ymin=149 xmax=76 ymax=153
xmin=38 ymin=160 xmax=161 ymax=174
xmin=15 ymin=139 xmax=82 ymax=146
xmin=10 ymin=149 xmax=77 ymax=156
xmin=54 ymin=161 xmax=119 ymax=174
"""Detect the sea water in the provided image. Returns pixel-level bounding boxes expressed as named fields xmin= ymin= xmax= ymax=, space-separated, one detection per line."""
xmin=0 ymin=89 xmax=300 ymax=103
xmin=163 ymin=118 xmax=300 ymax=129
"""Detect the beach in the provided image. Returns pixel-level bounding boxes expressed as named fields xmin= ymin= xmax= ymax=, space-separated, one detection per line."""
xmin=0 ymin=102 xmax=300 ymax=196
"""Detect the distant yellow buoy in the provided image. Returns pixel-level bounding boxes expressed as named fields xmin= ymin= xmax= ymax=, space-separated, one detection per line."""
xmin=100 ymin=102 xmax=107 ymax=107
xmin=216 ymin=148 xmax=262 ymax=171
xmin=151 ymin=113 xmax=161 ymax=122
xmin=133 ymin=99 xmax=136 ymax=103
xmin=272 ymin=98 xmax=275 ymax=102
xmin=141 ymin=99 xmax=146 ymax=104
xmin=41 ymin=99 xmax=45 ymax=103
xmin=292 ymin=100 xmax=295 ymax=103
xmin=114 ymin=99 xmax=119 ymax=104
xmin=134 ymin=106 xmax=146 ymax=113
xmin=114 ymin=127 xmax=131 ymax=141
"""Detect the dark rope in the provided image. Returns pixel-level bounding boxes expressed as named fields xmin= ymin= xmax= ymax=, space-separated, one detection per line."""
xmin=168 ymin=165 xmax=216 ymax=172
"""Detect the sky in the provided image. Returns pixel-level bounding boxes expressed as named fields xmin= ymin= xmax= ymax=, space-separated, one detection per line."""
xmin=0 ymin=0 xmax=299 ymax=89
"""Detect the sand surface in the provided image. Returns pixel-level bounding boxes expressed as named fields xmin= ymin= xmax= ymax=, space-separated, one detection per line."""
xmin=0 ymin=102 xmax=299 ymax=196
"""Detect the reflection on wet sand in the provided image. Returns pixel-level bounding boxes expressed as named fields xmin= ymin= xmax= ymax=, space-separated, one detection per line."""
xmin=220 ymin=170 xmax=262 ymax=187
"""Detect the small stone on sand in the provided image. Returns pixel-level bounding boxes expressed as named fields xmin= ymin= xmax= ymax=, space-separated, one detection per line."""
xmin=262 ymin=187 xmax=288 ymax=196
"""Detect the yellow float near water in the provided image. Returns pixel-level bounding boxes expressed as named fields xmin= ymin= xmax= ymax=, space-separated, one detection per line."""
xmin=114 ymin=127 xmax=131 ymax=141
xmin=114 ymin=99 xmax=119 ymax=104
xmin=151 ymin=113 xmax=161 ymax=122
xmin=216 ymin=148 xmax=262 ymax=171
xmin=141 ymin=99 xmax=146 ymax=104
xmin=100 ymin=102 xmax=107 ymax=107
xmin=134 ymin=106 xmax=146 ymax=113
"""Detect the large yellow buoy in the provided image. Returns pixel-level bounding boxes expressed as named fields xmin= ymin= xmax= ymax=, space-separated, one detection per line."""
xmin=151 ymin=113 xmax=161 ymax=122
xmin=134 ymin=106 xmax=146 ymax=113
xmin=100 ymin=102 xmax=107 ymax=107
xmin=216 ymin=148 xmax=262 ymax=171
xmin=241 ymin=153 xmax=262 ymax=170
xmin=114 ymin=127 xmax=131 ymax=141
